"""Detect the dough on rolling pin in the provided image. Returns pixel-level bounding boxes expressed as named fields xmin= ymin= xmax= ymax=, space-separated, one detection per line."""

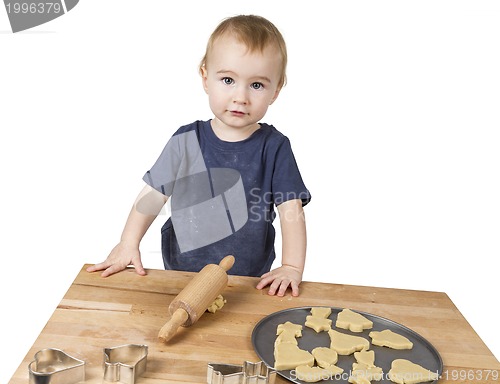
xmin=369 ymin=329 xmax=413 ymax=350
xmin=207 ymin=294 xmax=226 ymax=313
xmin=328 ymin=329 xmax=369 ymax=355
xmin=388 ymin=359 xmax=439 ymax=384
xmin=336 ymin=309 xmax=373 ymax=332
xmin=294 ymin=364 xmax=343 ymax=382
xmin=305 ymin=315 xmax=332 ymax=332
xmin=274 ymin=344 xmax=314 ymax=370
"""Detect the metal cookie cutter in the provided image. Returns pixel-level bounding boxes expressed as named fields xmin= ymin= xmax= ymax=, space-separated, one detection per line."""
xmin=207 ymin=361 xmax=276 ymax=384
xmin=103 ymin=344 xmax=148 ymax=384
xmin=28 ymin=348 xmax=85 ymax=384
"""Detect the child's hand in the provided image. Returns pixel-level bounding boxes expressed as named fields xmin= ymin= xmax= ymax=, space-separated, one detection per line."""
xmin=86 ymin=242 xmax=146 ymax=277
xmin=256 ymin=264 xmax=303 ymax=297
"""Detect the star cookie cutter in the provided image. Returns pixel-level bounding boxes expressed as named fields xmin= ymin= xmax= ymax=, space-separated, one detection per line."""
xmin=103 ymin=344 xmax=148 ymax=384
xmin=207 ymin=361 xmax=276 ymax=384
xmin=28 ymin=348 xmax=85 ymax=384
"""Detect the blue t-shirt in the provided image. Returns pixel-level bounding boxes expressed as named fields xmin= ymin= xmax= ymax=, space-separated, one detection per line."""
xmin=143 ymin=120 xmax=310 ymax=277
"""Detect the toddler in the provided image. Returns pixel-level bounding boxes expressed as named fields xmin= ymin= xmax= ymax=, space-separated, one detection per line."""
xmin=87 ymin=15 xmax=311 ymax=296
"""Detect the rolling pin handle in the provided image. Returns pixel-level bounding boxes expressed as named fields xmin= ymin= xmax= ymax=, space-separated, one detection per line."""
xmin=158 ymin=308 xmax=189 ymax=343
xmin=219 ymin=255 xmax=235 ymax=272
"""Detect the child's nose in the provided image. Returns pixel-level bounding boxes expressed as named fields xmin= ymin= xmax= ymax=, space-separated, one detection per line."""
xmin=232 ymin=85 xmax=248 ymax=104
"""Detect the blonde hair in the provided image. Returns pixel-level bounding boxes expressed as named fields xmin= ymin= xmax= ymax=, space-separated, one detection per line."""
xmin=200 ymin=15 xmax=287 ymax=89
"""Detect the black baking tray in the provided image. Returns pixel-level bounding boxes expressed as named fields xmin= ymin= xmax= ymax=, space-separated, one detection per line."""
xmin=251 ymin=306 xmax=442 ymax=383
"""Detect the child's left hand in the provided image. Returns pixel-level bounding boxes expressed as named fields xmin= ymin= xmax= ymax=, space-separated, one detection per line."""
xmin=256 ymin=264 xmax=303 ymax=297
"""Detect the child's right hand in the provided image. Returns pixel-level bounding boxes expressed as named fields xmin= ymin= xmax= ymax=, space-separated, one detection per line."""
xmin=86 ymin=242 xmax=146 ymax=277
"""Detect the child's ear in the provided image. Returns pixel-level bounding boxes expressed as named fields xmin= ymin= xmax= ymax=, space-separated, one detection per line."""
xmin=200 ymin=65 xmax=209 ymax=94
xmin=269 ymin=86 xmax=282 ymax=105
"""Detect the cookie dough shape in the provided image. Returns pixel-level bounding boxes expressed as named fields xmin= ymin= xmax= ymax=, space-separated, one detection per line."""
xmin=369 ymin=329 xmax=414 ymax=350
xmin=349 ymin=350 xmax=383 ymax=383
xmin=274 ymin=344 xmax=314 ymax=371
xmin=348 ymin=377 xmax=371 ymax=384
xmin=352 ymin=363 xmax=383 ymax=381
xmin=305 ymin=315 xmax=332 ymax=333
xmin=349 ymin=363 xmax=384 ymax=383
xmin=275 ymin=331 xmax=299 ymax=347
xmin=277 ymin=322 xmax=303 ymax=337
xmin=310 ymin=307 xmax=332 ymax=318
xmin=311 ymin=347 xmax=338 ymax=367
xmin=336 ymin=308 xmax=373 ymax=332
xmin=328 ymin=329 xmax=370 ymax=355
xmin=295 ymin=364 xmax=343 ymax=383
xmin=353 ymin=350 xmax=377 ymax=366
xmin=388 ymin=359 xmax=439 ymax=384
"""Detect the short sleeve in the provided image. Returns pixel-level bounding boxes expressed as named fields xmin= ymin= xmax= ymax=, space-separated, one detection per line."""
xmin=272 ymin=138 xmax=311 ymax=206
xmin=143 ymin=130 xmax=207 ymax=196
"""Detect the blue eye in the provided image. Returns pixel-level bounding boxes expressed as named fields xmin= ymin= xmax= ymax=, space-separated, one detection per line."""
xmin=222 ymin=77 xmax=234 ymax=85
xmin=251 ymin=82 xmax=264 ymax=90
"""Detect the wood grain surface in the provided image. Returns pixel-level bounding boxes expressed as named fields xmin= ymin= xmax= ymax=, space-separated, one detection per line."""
xmin=9 ymin=265 xmax=500 ymax=383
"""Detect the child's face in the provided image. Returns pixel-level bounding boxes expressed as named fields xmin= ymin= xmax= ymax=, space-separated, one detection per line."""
xmin=202 ymin=35 xmax=282 ymax=135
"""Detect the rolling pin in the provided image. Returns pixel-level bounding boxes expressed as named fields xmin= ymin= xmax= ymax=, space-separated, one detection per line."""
xmin=158 ymin=255 xmax=235 ymax=343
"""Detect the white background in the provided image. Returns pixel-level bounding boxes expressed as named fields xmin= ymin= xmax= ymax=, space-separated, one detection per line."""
xmin=1 ymin=1 xmax=499 ymax=382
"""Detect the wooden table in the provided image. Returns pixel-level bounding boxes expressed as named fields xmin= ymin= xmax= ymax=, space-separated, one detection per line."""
xmin=10 ymin=265 xmax=500 ymax=383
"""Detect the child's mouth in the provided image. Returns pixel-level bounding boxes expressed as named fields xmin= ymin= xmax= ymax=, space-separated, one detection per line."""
xmin=230 ymin=110 xmax=246 ymax=116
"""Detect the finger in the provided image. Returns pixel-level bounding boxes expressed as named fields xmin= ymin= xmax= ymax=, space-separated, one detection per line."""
xmin=291 ymin=281 xmax=300 ymax=297
xmin=257 ymin=272 xmax=272 ymax=286
xmin=276 ymin=280 xmax=290 ymax=297
xmin=132 ymin=258 xmax=146 ymax=276
xmin=86 ymin=262 xmax=108 ymax=273
xmin=260 ymin=271 xmax=272 ymax=279
xmin=267 ymin=279 xmax=283 ymax=296
xmin=256 ymin=279 xmax=270 ymax=290
xmin=100 ymin=263 xmax=124 ymax=278
xmin=255 ymin=280 xmax=266 ymax=290
xmin=256 ymin=274 xmax=273 ymax=290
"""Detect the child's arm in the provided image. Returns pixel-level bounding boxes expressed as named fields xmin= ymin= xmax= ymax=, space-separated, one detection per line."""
xmin=256 ymin=199 xmax=306 ymax=297
xmin=86 ymin=185 xmax=168 ymax=277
